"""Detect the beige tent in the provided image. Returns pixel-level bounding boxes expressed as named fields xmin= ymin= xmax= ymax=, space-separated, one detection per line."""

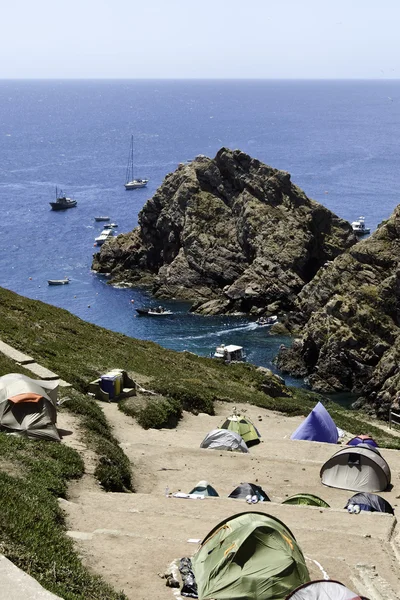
xmin=320 ymin=445 xmax=391 ymax=493
xmin=0 ymin=374 xmax=60 ymax=441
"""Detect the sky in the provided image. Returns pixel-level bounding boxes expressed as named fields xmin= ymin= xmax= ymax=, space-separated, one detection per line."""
xmin=2 ymin=0 xmax=400 ymax=79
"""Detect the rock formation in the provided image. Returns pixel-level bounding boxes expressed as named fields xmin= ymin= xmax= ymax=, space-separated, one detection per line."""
xmin=277 ymin=207 xmax=400 ymax=417
xmin=92 ymin=148 xmax=356 ymax=315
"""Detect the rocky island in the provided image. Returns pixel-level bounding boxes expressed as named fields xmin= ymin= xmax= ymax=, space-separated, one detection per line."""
xmin=92 ymin=148 xmax=356 ymax=315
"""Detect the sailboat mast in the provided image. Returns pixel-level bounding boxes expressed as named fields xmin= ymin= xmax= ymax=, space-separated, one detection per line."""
xmin=130 ymin=134 xmax=134 ymax=181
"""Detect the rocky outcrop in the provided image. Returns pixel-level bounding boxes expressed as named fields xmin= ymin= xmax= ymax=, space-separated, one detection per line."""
xmin=277 ymin=207 xmax=400 ymax=416
xmin=93 ymin=148 xmax=356 ymax=315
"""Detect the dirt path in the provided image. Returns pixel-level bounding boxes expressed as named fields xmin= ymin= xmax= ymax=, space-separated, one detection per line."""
xmin=62 ymin=400 xmax=400 ymax=600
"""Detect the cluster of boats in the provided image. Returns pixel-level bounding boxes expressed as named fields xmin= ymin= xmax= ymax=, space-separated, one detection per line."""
xmin=94 ymin=222 xmax=118 ymax=246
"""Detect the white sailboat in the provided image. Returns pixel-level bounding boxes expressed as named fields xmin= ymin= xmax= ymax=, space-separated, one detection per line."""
xmin=124 ymin=135 xmax=148 ymax=190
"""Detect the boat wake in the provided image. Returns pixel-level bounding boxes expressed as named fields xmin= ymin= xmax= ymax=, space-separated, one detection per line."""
xmin=178 ymin=321 xmax=257 ymax=341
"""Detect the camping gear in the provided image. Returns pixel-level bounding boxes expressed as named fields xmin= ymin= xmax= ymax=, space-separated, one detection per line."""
xmin=282 ymin=493 xmax=330 ymax=508
xmin=88 ymin=369 xmax=136 ymax=402
xmin=0 ymin=374 xmax=60 ymax=441
xmin=192 ymin=511 xmax=310 ymax=600
xmin=344 ymin=492 xmax=394 ymax=515
xmin=291 ymin=402 xmax=338 ymax=444
xmin=228 ymin=482 xmax=270 ymax=502
xmin=320 ymin=446 xmax=391 ymax=492
xmin=100 ymin=370 xmax=123 ymax=399
xmin=286 ymin=579 xmax=365 ymax=599
xmin=347 ymin=434 xmax=378 ymax=448
xmin=200 ymin=429 xmax=249 ymax=452
xmin=189 ymin=480 xmax=219 ymax=497
xmin=220 ymin=410 xmax=261 ymax=446
xmin=179 ymin=557 xmax=198 ymax=598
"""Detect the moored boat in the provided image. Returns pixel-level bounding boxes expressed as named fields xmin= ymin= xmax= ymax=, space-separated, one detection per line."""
xmin=213 ymin=344 xmax=246 ymax=362
xmin=351 ymin=216 xmax=370 ymax=235
xmin=50 ymin=188 xmax=77 ymax=210
xmin=125 ymin=135 xmax=148 ymax=190
xmin=48 ymin=278 xmax=70 ymax=285
xmin=136 ymin=306 xmax=173 ymax=316
xmin=94 ymin=216 xmax=110 ymax=222
xmin=95 ymin=228 xmax=115 ymax=246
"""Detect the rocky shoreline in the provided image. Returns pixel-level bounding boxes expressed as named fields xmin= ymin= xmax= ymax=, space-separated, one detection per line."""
xmin=92 ymin=148 xmax=400 ymax=415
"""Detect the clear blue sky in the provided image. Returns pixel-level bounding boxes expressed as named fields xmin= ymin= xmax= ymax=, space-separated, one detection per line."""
xmin=2 ymin=0 xmax=399 ymax=79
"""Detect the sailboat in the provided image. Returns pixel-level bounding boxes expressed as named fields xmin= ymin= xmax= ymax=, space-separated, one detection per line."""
xmin=124 ymin=135 xmax=148 ymax=190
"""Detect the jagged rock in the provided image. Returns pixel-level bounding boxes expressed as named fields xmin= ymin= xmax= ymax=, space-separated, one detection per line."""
xmin=277 ymin=205 xmax=400 ymax=415
xmin=92 ymin=148 xmax=356 ymax=315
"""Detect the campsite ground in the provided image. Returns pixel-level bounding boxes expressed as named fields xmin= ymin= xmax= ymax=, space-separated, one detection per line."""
xmin=60 ymin=402 xmax=400 ymax=600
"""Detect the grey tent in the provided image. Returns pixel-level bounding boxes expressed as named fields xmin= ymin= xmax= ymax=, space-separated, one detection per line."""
xmin=200 ymin=429 xmax=249 ymax=452
xmin=189 ymin=480 xmax=219 ymax=497
xmin=0 ymin=374 xmax=60 ymax=441
xmin=286 ymin=579 xmax=366 ymax=599
xmin=320 ymin=446 xmax=391 ymax=493
xmin=0 ymin=373 xmax=59 ymax=404
xmin=345 ymin=492 xmax=394 ymax=515
xmin=228 ymin=482 xmax=270 ymax=502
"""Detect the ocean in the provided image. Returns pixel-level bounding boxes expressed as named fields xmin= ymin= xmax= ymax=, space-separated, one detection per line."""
xmin=1 ymin=79 xmax=399 ymax=384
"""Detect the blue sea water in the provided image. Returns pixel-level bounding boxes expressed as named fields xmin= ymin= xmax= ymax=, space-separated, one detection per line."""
xmin=1 ymin=79 xmax=400 ymax=382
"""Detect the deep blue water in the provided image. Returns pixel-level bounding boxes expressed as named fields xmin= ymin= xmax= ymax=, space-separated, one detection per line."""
xmin=1 ymin=80 xmax=399 ymax=383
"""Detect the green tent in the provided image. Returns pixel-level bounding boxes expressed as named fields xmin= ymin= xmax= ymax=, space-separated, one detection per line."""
xmin=220 ymin=412 xmax=261 ymax=446
xmin=192 ymin=511 xmax=310 ymax=600
xmin=282 ymin=494 xmax=330 ymax=508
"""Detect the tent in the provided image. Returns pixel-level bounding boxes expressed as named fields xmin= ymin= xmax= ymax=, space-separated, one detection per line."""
xmin=0 ymin=374 xmax=60 ymax=441
xmin=282 ymin=494 xmax=330 ymax=508
xmin=228 ymin=482 xmax=270 ymax=502
xmin=345 ymin=492 xmax=394 ymax=515
xmin=220 ymin=412 xmax=261 ymax=447
xmin=347 ymin=434 xmax=378 ymax=448
xmin=192 ymin=511 xmax=310 ymax=600
xmin=189 ymin=480 xmax=219 ymax=497
xmin=291 ymin=402 xmax=338 ymax=444
xmin=320 ymin=446 xmax=391 ymax=492
xmin=286 ymin=580 xmax=366 ymax=599
xmin=200 ymin=429 xmax=249 ymax=453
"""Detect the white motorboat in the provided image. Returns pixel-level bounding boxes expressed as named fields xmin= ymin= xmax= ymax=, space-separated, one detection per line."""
xmin=48 ymin=278 xmax=70 ymax=285
xmin=95 ymin=228 xmax=115 ymax=246
xmin=351 ymin=216 xmax=370 ymax=235
xmin=213 ymin=344 xmax=246 ymax=362
xmin=136 ymin=306 xmax=173 ymax=316
xmin=103 ymin=223 xmax=118 ymax=229
xmin=94 ymin=216 xmax=110 ymax=222
xmin=256 ymin=315 xmax=278 ymax=327
xmin=125 ymin=135 xmax=148 ymax=190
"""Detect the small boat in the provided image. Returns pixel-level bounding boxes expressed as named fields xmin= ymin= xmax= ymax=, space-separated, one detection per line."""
xmin=48 ymin=278 xmax=70 ymax=285
xmin=125 ymin=135 xmax=148 ymax=190
xmin=256 ymin=315 xmax=278 ymax=327
xmin=102 ymin=223 xmax=118 ymax=229
xmin=213 ymin=344 xmax=247 ymax=363
xmin=95 ymin=228 xmax=115 ymax=246
xmin=136 ymin=306 xmax=173 ymax=316
xmin=50 ymin=187 xmax=77 ymax=210
xmin=94 ymin=216 xmax=110 ymax=222
xmin=351 ymin=216 xmax=370 ymax=235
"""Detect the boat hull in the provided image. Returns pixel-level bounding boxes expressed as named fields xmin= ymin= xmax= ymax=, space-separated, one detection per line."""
xmin=94 ymin=216 xmax=110 ymax=221
xmin=50 ymin=200 xmax=77 ymax=210
xmin=136 ymin=308 xmax=172 ymax=316
xmin=48 ymin=279 xmax=69 ymax=285
xmin=125 ymin=180 xmax=148 ymax=190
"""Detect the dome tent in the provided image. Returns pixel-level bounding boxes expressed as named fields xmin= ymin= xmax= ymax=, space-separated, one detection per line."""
xmin=291 ymin=402 xmax=338 ymax=444
xmin=228 ymin=482 xmax=270 ymax=502
xmin=345 ymin=492 xmax=394 ymax=515
xmin=189 ymin=480 xmax=219 ymax=497
xmin=0 ymin=374 xmax=60 ymax=441
xmin=220 ymin=409 xmax=261 ymax=447
xmin=320 ymin=446 xmax=391 ymax=493
xmin=192 ymin=511 xmax=310 ymax=600
xmin=282 ymin=494 xmax=330 ymax=508
xmin=200 ymin=429 xmax=249 ymax=452
xmin=285 ymin=579 xmax=368 ymax=599
xmin=347 ymin=434 xmax=378 ymax=448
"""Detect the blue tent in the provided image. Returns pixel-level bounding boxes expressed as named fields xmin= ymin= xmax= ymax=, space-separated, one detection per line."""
xmin=291 ymin=402 xmax=338 ymax=443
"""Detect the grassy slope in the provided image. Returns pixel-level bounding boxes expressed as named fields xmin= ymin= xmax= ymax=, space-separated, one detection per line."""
xmin=0 ymin=286 xmax=399 ymax=447
xmin=0 ymin=352 xmax=128 ymax=599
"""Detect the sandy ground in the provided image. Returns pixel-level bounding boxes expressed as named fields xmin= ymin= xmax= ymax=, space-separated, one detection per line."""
xmin=59 ymin=402 xmax=400 ymax=600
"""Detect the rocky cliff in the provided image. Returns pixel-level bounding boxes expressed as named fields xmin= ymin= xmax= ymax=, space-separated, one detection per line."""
xmin=92 ymin=148 xmax=356 ymax=315
xmin=277 ymin=206 xmax=400 ymax=417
